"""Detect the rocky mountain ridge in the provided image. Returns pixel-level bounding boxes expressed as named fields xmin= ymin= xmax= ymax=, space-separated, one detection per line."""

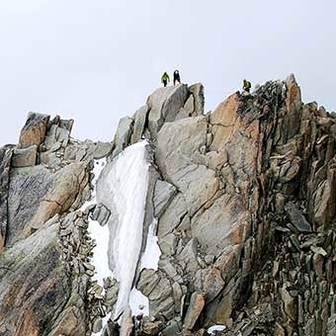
xmin=0 ymin=75 xmax=336 ymax=336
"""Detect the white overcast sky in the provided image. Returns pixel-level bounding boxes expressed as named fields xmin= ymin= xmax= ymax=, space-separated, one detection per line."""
xmin=0 ymin=0 xmax=335 ymax=145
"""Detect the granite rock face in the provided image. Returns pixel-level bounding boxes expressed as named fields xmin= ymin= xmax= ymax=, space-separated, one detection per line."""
xmin=1 ymin=77 xmax=336 ymax=336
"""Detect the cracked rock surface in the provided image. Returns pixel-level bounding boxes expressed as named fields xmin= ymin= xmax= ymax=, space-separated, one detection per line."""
xmin=1 ymin=78 xmax=336 ymax=336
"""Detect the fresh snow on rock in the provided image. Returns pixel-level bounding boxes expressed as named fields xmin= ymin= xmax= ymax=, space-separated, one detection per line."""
xmin=208 ymin=325 xmax=226 ymax=334
xmin=80 ymin=158 xmax=110 ymax=336
xmin=129 ymin=218 xmax=161 ymax=316
xmin=82 ymin=158 xmax=111 ymax=286
xmin=129 ymin=288 xmax=149 ymax=316
xmin=97 ymin=141 xmax=151 ymax=320
xmin=140 ymin=219 xmax=161 ymax=270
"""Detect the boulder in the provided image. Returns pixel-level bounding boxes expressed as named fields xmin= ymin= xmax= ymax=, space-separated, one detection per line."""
xmin=18 ymin=112 xmax=49 ymax=148
xmin=90 ymin=203 xmax=111 ymax=226
xmin=11 ymin=145 xmax=37 ymax=167
xmin=189 ymin=83 xmax=205 ymax=116
xmin=112 ymin=116 xmax=134 ymax=157
xmin=183 ymin=292 xmax=205 ymax=330
xmin=131 ymin=105 xmax=148 ymax=144
xmin=147 ymin=84 xmax=189 ymax=137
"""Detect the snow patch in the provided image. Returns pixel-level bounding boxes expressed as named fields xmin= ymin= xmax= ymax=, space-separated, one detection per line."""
xmin=129 ymin=219 xmax=161 ymax=316
xmin=80 ymin=158 xmax=111 ymax=336
xmin=208 ymin=325 xmax=226 ymax=334
xmin=97 ymin=141 xmax=151 ymax=320
xmin=129 ymin=288 xmax=149 ymax=316
xmin=140 ymin=219 xmax=161 ymax=270
xmin=82 ymin=158 xmax=111 ymax=286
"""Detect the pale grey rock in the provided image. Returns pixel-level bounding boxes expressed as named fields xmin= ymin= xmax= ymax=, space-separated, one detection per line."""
xmin=141 ymin=166 xmax=160 ymax=254
xmin=7 ymin=165 xmax=54 ymax=246
xmin=90 ymin=203 xmax=111 ymax=226
xmin=189 ymin=83 xmax=205 ymax=116
xmin=153 ymin=180 xmax=177 ymax=217
xmin=138 ymin=269 xmax=175 ymax=318
xmin=156 ymin=116 xmax=218 ymax=217
xmin=104 ymin=277 xmax=119 ymax=312
xmin=56 ymin=126 xmax=71 ymax=147
xmin=44 ymin=123 xmax=71 ymax=149
xmin=151 ymin=294 xmax=175 ymax=320
xmin=131 ymin=105 xmax=148 ymax=144
xmin=148 ymin=276 xmax=172 ymax=302
xmin=176 ymin=238 xmax=200 ymax=274
xmin=183 ymin=94 xmax=195 ymax=117
xmin=39 ymin=149 xmax=62 ymax=167
xmin=137 ymin=269 xmax=161 ymax=297
xmin=69 ymin=140 xmax=113 ymax=161
xmin=158 ymin=233 xmax=177 ymax=256
xmin=157 ymin=192 xmax=189 ymax=237
xmin=11 ymin=145 xmax=37 ymax=167
xmin=93 ymin=141 xmax=113 ymax=159
xmin=147 ymin=84 xmax=189 ymax=137
xmin=112 ymin=116 xmax=134 ymax=158
xmin=59 ymin=118 xmax=74 ymax=132
xmin=3 ymin=78 xmax=336 ymax=335
xmin=158 ymin=257 xmax=183 ymax=282
xmin=64 ymin=143 xmax=84 ymax=161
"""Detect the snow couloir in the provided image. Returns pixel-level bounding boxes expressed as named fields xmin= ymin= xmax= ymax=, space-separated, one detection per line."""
xmin=88 ymin=140 xmax=160 ymax=333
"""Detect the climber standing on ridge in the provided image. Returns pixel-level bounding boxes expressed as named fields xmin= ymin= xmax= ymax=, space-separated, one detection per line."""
xmin=243 ymin=79 xmax=252 ymax=94
xmin=173 ymin=69 xmax=181 ymax=85
xmin=161 ymin=72 xmax=170 ymax=87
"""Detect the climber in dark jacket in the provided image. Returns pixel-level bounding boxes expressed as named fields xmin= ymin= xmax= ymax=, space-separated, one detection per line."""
xmin=161 ymin=72 xmax=170 ymax=87
xmin=243 ymin=79 xmax=252 ymax=93
xmin=173 ymin=70 xmax=181 ymax=85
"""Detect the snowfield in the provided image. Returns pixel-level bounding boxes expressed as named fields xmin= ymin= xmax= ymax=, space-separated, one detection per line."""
xmin=86 ymin=141 xmax=161 ymax=334
xmin=83 ymin=158 xmax=110 ymax=287
xmin=96 ymin=141 xmax=157 ymax=320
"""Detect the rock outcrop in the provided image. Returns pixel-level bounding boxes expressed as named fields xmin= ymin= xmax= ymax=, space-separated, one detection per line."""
xmin=1 ymin=78 xmax=336 ymax=336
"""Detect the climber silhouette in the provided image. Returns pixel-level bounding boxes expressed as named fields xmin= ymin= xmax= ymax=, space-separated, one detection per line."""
xmin=243 ymin=79 xmax=252 ymax=94
xmin=173 ymin=70 xmax=181 ymax=85
xmin=161 ymin=72 xmax=170 ymax=87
